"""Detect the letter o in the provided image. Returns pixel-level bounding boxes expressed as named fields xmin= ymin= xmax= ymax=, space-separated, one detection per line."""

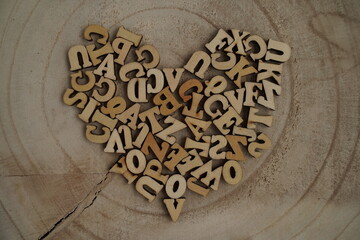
xmin=126 ymin=149 xmax=146 ymax=174
xmin=222 ymin=160 xmax=243 ymax=185
xmin=165 ymin=174 xmax=186 ymax=199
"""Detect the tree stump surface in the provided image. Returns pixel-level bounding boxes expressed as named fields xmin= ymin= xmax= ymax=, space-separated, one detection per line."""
xmin=0 ymin=0 xmax=359 ymax=239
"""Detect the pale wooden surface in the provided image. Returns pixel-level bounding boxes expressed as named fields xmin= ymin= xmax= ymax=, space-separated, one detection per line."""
xmin=0 ymin=0 xmax=359 ymax=239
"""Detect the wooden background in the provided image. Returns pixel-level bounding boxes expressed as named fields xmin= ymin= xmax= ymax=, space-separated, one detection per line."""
xmin=0 ymin=0 xmax=359 ymax=239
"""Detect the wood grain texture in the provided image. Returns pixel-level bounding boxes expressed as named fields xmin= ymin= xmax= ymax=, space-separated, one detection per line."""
xmin=0 ymin=0 xmax=359 ymax=239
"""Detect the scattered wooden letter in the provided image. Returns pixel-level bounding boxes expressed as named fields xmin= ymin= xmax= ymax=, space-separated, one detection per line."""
xmin=135 ymin=44 xmax=160 ymax=69
xmin=204 ymin=75 xmax=227 ymax=97
xmin=248 ymin=133 xmax=271 ymax=158
xmin=205 ymin=29 xmax=233 ymax=53
xmin=119 ymin=62 xmax=145 ymax=82
xmin=183 ymin=51 xmax=211 ymax=79
xmin=184 ymin=136 xmax=211 ymax=158
xmin=156 ymin=116 xmax=187 ymax=145
xmin=164 ymin=143 xmax=189 ymax=172
xmin=144 ymin=159 xmax=169 ymax=184
xmin=211 ymin=52 xmax=236 ymax=70
xmin=165 ymin=174 xmax=187 ymax=199
xmin=153 ymin=86 xmax=182 ymax=116
xmin=68 ymin=45 xmax=93 ymax=71
xmin=190 ymin=160 xmax=222 ymax=191
xmin=110 ymin=156 xmax=138 ymax=184
xmin=163 ymin=198 xmax=186 ymax=222
xmin=187 ymin=177 xmax=210 ymax=197
xmin=70 ymin=70 xmax=96 ymax=92
xmin=163 ymin=68 xmax=185 ymax=92
xmin=135 ymin=176 xmax=163 ymax=202
xmin=126 ymin=149 xmax=147 ymax=174
xmin=225 ymin=56 xmax=257 ymax=88
xmin=222 ymin=160 xmax=243 ymax=184
xmin=86 ymin=42 xmax=114 ymax=66
xmin=178 ymin=79 xmax=204 ymax=103
xmin=63 ymin=88 xmax=88 ymax=109
xmin=141 ymin=132 xmax=170 ymax=162
xmin=139 ymin=106 xmax=164 ymax=134
xmin=247 ymin=107 xmax=273 ymax=129
xmin=83 ymin=24 xmax=109 ymax=45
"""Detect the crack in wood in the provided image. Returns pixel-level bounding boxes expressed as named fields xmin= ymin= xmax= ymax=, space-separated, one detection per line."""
xmin=38 ymin=172 xmax=111 ymax=240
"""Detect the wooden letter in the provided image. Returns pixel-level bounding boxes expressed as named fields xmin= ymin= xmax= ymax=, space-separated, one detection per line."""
xmin=135 ymin=176 xmax=163 ymax=202
xmin=144 ymin=159 xmax=169 ymax=184
xmin=156 ymin=116 xmax=187 ymax=145
xmin=163 ymin=68 xmax=184 ymax=92
xmin=63 ymin=88 xmax=88 ymax=109
xmin=132 ymin=123 xmax=150 ymax=148
xmin=243 ymin=35 xmax=267 ymax=60
xmin=243 ymin=82 xmax=262 ymax=107
xmin=177 ymin=149 xmax=203 ymax=175
xmin=226 ymin=135 xmax=248 ymax=161
xmin=257 ymin=60 xmax=283 ymax=85
xmin=247 ymin=107 xmax=273 ymax=128
xmin=135 ymin=44 xmax=160 ymax=69
xmin=110 ymin=156 xmax=137 ymax=184
xmin=225 ymin=56 xmax=257 ymax=88
xmin=222 ymin=160 xmax=243 ymax=185
xmin=165 ymin=174 xmax=186 ymax=199
xmin=182 ymin=92 xmax=204 ymax=119
xmin=184 ymin=136 xmax=211 ymax=158
xmin=224 ymin=30 xmax=250 ymax=55
xmin=116 ymin=103 xmax=140 ymax=130
xmin=68 ymin=45 xmax=92 ymax=71
xmin=232 ymin=127 xmax=257 ymax=142
xmin=248 ymin=133 xmax=271 ymax=158
xmin=104 ymin=129 xmax=125 ymax=153
xmin=101 ymin=97 xmax=126 ymax=118
xmin=213 ymin=107 xmax=243 ymax=135
xmin=257 ymin=80 xmax=281 ymax=110
xmin=153 ymin=87 xmax=182 ymax=116
xmin=91 ymin=109 xmax=118 ymax=131
xmin=164 ymin=143 xmax=189 ymax=172
xmin=92 ymin=77 xmax=116 ymax=102
xmin=187 ymin=177 xmax=210 ymax=197
xmin=205 ymin=29 xmax=233 ymax=53
xmin=93 ymin=54 xmax=116 ymax=80
xmin=127 ymin=78 xmax=148 ymax=102
xmin=224 ymin=88 xmax=245 ymax=114
xmin=147 ymin=68 xmax=164 ymax=94
xmin=209 ymin=135 xmax=227 ymax=159
xmin=164 ymin=199 xmax=186 ymax=222
xmin=126 ymin=149 xmax=147 ymax=174
xmin=70 ymin=70 xmax=96 ymax=92
xmin=211 ymin=52 xmax=236 ymax=70
xmin=119 ymin=62 xmax=145 ymax=82
xmin=141 ymin=132 xmax=170 ymax=162
xmin=184 ymin=117 xmax=211 ymax=141
xmin=204 ymin=94 xmax=229 ymax=119
xmin=178 ymin=79 xmax=204 ymax=103
xmin=204 ymin=75 xmax=227 ymax=97
xmin=116 ymin=26 xmax=142 ymax=47
xmin=85 ymin=124 xmax=110 ymax=143
xmin=190 ymin=160 xmax=222 ymax=191
xmin=265 ymin=39 xmax=291 ymax=63
xmin=78 ymin=97 xmax=100 ymax=123
xmin=112 ymin=37 xmax=133 ymax=65
xmin=83 ymin=24 xmax=109 ymax=45
xmin=119 ymin=125 xmax=133 ymax=149
xmin=86 ymin=42 xmax=114 ymax=66
xmin=139 ymin=106 xmax=163 ymax=134
xmin=183 ymin=51 xmax=211 ymax=79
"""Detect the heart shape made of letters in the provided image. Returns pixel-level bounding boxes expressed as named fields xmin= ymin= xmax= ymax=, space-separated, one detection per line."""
xmin=63 ymin=25 xmax=291 ymax=222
